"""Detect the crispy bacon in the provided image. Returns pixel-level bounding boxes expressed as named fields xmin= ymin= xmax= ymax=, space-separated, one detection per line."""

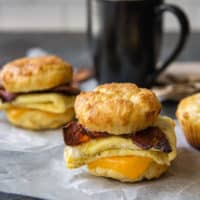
xmin=130 ymin=127 xmax=172 ymax=153
xmin=0 ymin=82 xmax=17 ymax=102
xmin=51 ymin=84 xmax=80 ymax=95
xmin=63 ymin=121 xmax=90 ymax=146
xmin=0 ymin=82 xmax=3 ymax=89
xmin=63 ymin=121 xmax=172 ymax=153
xmin=0 ymin=89 xmax=17 ymax=102
xmin=63 ymin=121 xmax=109 ymax=146
xmin=0 ymin=83 xmax=80 ymax=103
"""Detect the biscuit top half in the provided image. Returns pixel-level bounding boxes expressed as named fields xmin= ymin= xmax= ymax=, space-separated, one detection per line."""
xmin=0 ymin=55 xmax=72 ymax=92
xmin=75 ymin=83 xmax=161 ymax=135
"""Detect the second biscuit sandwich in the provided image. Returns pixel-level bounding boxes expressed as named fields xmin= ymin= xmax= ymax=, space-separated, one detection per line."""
xmin=0 ymin=55 xmax=79 ymax=130
xmin=63 ymin=83 xmax=177 ymax=182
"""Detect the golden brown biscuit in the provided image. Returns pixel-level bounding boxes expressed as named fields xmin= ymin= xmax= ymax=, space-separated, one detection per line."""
xmin=0 ymin=55 xmax=72 ymax=92
xmin=75 ymin=83 xmax=161 ymax=135
xmin=6 ymin=106 xmax=74 ymax=130
xmin=88 ymin=157 xmax=168 ymax=182
xmin=176 ymin=93 xmax=200 ymax=149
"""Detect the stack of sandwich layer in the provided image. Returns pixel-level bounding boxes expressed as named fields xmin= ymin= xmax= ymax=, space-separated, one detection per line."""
xmin=63 ymin=83 xmax=177 ymax=182
xmin=0 ymin=56 xmax=79 ymax=130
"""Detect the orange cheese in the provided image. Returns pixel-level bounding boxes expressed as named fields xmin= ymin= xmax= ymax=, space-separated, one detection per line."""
xmin=88 ymin=156 xmax=153 ymax=180
xmin=6 ymin=107 xmax=28 ymax=119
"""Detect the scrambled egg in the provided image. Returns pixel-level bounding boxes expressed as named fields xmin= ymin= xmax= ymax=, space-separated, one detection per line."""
xmin=0 ymin=93 xmax=75 ymax=130
xmin=0 ymin=93 xmax=75 ymax=113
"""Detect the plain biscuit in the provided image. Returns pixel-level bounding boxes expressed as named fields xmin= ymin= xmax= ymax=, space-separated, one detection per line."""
xmin=0 ymin=55 xmax=72 ymax=92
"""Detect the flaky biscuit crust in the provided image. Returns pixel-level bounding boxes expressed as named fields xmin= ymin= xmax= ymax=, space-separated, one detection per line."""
xmin=75 ymin=83 xmax=161 ymax=135
xmin=88 ymin=161 xmax=168 ymax=182
xmin=6 ymin=107 xmax=74 ymax=130
xmin=176 ymin=93 xmax=200 ymax=149
xmin=0 ymin=55 xmax=72 ymax=92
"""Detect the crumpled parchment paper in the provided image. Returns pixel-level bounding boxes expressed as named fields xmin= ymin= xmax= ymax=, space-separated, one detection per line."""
xmin=0 ymin=120 xmax=199 ymax=200
xmin=0 ymin=112 xmax=64 ymax=152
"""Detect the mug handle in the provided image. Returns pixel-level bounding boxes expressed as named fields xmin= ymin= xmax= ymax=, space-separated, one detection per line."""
xmin=150 ymin=4 xmax=190 ymax=84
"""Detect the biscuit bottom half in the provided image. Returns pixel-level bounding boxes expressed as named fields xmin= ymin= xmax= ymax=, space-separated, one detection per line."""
xmin=87 ymin=156 xmax=168 ymax=182
xmin=6 ymin=107 xmax=74 ymax=130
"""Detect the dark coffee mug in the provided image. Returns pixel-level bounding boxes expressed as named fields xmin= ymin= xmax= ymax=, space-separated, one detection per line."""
xmin=87 ymin=0 xmax=190 ymax=87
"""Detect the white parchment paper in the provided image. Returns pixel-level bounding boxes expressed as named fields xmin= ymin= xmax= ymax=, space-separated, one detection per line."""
xmin=0 ymin=118 xmax=200 ymax=200
xmin=0 ymin=112 xmax=64 ymax=152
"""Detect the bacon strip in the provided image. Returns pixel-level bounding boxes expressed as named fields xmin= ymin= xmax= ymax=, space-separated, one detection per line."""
xmin=0 ymin=84 xmax=80 ymax=103
xmin=0 ymin=89 xmax=17 ymax=102
xmin=130 ymin=127 xmax=172 ymax=153
xmin=63 ymin=121 xmax=172 ymax=153
xmin=63 ymin=121 xmax=109 ymax=146
xmin=51 ymin=84 xmax=80 ymax=95
xmin=63 ymin=121 xmax=90 ymax=146
xmin=0 ymin=82 xmax=17 ymax=102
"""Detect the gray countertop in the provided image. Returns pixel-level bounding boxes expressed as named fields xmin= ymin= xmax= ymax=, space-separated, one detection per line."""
xmin=0 ymin=32 xmax=199 ymax=200
xmin=0 ymin=32 xmax=199 ymax=67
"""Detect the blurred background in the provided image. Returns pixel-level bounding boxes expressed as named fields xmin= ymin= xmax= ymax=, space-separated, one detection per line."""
xmin=0 ymin=0 xmax=198 ymax=32
xmin=0 ymin=0 xmax=199 ymax=68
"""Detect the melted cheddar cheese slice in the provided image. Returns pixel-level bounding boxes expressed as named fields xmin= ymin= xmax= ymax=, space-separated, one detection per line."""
xmin=88 ymin=156 xmax=152 ymax=180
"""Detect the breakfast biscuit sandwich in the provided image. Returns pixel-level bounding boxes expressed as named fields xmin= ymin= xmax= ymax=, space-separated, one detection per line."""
xmin=0 ymin=55 xmax=79 ymax=130
xmin=63 ymin=83 xmax=177 ymax=182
